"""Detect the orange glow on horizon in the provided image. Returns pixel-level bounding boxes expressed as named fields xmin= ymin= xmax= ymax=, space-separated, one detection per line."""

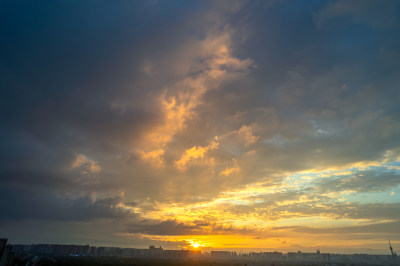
xmin=187 ymin=239 xmax=205 ymax=249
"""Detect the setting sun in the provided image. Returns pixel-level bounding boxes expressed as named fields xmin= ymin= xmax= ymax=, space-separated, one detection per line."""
xmin=188 ymin=240 xmax=204 ymax=249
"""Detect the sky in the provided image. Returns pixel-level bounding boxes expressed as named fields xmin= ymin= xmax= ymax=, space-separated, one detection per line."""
xmin=1 ymin=0 xmax=400 ymax=254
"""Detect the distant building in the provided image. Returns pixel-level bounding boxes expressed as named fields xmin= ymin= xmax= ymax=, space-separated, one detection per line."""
xmin=0 ymin=239 xmax=13 ymax=266
xmin=149 ymin=245 xmax=163 ymax=257
xmin=164 ymin=249 xmax=189 ymax=258
xmin=96 ymin=246 xmax=106 ymax=256
xmin=262 ymin=251 xmax=283 ymax=260
xmin=89 ymin=246 xmax=97 ymax=256
xmin=0 ymin=239 xmax=7 ymax=257
xmin=211 ymin=251 xmax=233 ymax=258
xmin=189 ymin=250 xmax=201 ymax=258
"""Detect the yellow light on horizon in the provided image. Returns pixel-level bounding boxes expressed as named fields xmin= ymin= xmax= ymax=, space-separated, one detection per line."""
xmin=187 ymin=239 xmax=205 ymax=249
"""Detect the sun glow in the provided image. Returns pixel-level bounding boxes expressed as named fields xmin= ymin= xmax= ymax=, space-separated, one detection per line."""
xmin=187 ymin=239 xmax=205 ymax=249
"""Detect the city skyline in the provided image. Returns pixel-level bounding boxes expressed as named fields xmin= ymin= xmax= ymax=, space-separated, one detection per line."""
xmin=8 ymin=241 xmax=399 ymax=256
xmin=9 ymin=241 xmax=398 ymax=265
xmin=1 ymin=0 xmax=400 ymax=254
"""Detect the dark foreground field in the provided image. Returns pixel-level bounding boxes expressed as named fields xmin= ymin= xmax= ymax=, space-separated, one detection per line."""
xmin=14 ymin=256 xmax=265 ymax=266
xmin=14 ymin=256 xmax=390 ymax=266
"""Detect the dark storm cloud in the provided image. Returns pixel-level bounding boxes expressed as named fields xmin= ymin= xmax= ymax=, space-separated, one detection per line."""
xmin=0 ymin=0 xmax=210 ymax=201
xmin=0 ymin=1 xmax=168 ymax=150
xmin=125 ymin=219 xmax=257 ymax=236
xmin=126 ymin=220 xmax=200 ymax=236
xmin=0 ymin=0 xmax=222 ymax=152
xmin=0 ymin=184 xmax=130 ymax=221
xmin=1 ymin=0 xmax=243 ymax=227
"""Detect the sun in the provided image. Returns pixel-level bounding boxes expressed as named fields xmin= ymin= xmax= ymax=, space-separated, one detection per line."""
xmin=187 ymin=239 xmax=204 ymax=249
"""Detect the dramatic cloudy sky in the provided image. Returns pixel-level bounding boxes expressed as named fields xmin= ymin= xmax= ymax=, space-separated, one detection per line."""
xmin=1 ymin=0 xmax=400 ymax=254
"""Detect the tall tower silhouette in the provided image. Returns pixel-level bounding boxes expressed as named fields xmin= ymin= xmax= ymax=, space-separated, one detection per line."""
xmin=389 ymin=240 xmax=397 ymax=260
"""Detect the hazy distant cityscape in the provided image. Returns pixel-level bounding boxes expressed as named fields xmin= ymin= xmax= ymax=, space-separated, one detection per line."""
xmin=2 ymin=238 xmax=399 ymax=266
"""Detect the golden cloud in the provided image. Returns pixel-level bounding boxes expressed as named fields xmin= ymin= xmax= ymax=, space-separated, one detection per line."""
xmin=135 ymin=30 xmax=253 ymax=167
xmin=175 ymin=139 xmax=220 ymax=171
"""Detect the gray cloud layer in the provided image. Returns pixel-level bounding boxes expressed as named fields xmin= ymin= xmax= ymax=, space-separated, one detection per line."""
xmin=1 ymin=0 xmax=400 ymax=250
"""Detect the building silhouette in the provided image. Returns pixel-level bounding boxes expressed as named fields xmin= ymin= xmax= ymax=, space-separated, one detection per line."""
xmin=0 ymin=239 xmax=13 ymax=266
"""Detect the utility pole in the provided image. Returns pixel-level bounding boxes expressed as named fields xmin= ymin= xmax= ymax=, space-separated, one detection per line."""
xmin=389 ymin=240 xmax=395 ymax=259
